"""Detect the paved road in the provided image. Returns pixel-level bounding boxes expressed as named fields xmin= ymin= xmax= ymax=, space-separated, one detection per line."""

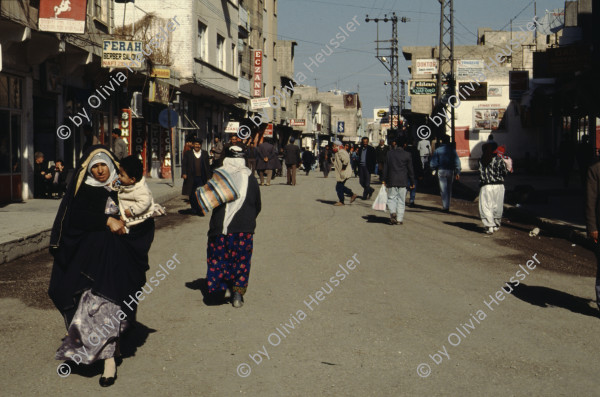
xmin=0 ymin=173 xmax=598 ymax=396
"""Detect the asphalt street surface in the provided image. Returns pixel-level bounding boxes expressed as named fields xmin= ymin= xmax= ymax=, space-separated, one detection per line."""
xmin=0 ymin=173 xmax=598 ymax=396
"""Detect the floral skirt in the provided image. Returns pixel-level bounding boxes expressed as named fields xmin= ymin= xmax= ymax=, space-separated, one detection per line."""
xmin=206 ymin=233 xmax=253 ymax=295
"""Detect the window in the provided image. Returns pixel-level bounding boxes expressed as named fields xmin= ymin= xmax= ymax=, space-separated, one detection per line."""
xmin=197 ymin=22 xmax=208 ymax=60
xmin=217 ymin=35 xmax=225 ymax=69
xmin=94 ymin=0 xmax=109 ymax=24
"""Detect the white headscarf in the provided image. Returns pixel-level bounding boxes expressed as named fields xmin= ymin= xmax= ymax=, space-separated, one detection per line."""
xmin=221 ymin=156 xmax=252 ymax=234
xmin=85 ymin=152 xmax=117 ymax=187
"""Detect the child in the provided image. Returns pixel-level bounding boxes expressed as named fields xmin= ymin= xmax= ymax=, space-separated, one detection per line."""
xmin=115 ymin=155 xmax=165 ymax=232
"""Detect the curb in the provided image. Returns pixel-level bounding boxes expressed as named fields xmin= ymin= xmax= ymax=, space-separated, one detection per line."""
xmin=0 ymin=186 xmax=182 ymax=265
xmin=502 ymin=204 xmax=591 ymax=249
xmin=459 ymin=181 xmax=590 ymax=249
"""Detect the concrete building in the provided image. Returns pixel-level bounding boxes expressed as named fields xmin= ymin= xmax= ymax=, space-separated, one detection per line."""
xmin=1 ymin=0 xmax=115 ymax=202
xmin=403 ymin=15 xmax=561 ymax=169
xmin=289 ymin=86 xmax=363 ymax=153
xmin=114 ymin=0 xmax=242 ymax=166
xmin=291 ymin=86 xmax=331 ymax=153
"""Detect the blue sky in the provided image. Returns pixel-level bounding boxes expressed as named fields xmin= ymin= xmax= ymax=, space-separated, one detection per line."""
xmin=277 ymin=0 xmax=567 ymax=119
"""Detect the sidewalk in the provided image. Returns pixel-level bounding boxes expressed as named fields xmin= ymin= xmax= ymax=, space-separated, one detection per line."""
xmin=458 ymin=170 xmax=589 ymax=247
xmin=0 ymin=177 xmax=183 ymax=265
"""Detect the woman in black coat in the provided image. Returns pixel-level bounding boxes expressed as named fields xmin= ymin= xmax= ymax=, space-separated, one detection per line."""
xmin=48 ymin=146 xmax=155 ymax=387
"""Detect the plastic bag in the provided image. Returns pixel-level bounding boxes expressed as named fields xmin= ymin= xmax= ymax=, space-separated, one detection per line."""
xmin=371 ymin=186 xmax=388 ymax=211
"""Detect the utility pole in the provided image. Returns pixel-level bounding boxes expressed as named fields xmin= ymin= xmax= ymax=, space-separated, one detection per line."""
xmin=436 ymin=0 xmax=455 ymax=142
xmin=366 ymin=13 xmax=409 ymax=142
xmin=400 ymin=80 xmax=406 ymax=115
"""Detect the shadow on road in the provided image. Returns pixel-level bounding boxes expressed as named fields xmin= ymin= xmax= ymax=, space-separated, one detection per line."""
xmin=316 ymin=199 xmax=338 ymax=205
xmin=444 ymin=221 xmax=483 ymax=233
xmin=120 ymin=322 xmax=156 ymax=359
xmin=362 ymin=215 xmax=389 ymax=224
xmin=66 ymin=322 xmax=156 ymax=378
xmin=510 ymin=283 xmax=599 ymax=319
xmin=185 ymin=278 xmax=230 ymax=306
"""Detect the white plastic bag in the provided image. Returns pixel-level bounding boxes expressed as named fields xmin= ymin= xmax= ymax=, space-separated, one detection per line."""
xmin=371 ymin=186 xmax=388 ymax=211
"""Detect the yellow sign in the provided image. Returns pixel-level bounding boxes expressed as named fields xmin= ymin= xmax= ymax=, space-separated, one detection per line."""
xmin=151 ymin=68 xmax=171 ymax=78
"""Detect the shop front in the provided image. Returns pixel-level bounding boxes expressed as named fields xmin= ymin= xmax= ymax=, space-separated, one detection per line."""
xmin=0 ymin=73 xmax=23 ymax=203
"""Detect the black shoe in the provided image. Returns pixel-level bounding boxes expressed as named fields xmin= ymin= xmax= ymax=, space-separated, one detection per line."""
xmin=368 ymin=188 xmax=375 ymax=199
xmin=441 ymin=208 xmax=450 ymax=213
xmin=408 ymin=202 xmax=415 ymax=208
xmin=99 ymin=369 xmax=117 ymax=387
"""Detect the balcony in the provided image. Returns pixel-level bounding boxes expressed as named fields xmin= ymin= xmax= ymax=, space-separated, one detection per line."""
xmin=238 ymin=76 xmax=251 ymax=98
xmin=239 ymin=6 xmax=249 ymax=37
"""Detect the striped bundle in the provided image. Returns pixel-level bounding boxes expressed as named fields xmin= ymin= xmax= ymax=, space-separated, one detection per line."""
xmin=194 ymin=169 xmax=239 ymax=215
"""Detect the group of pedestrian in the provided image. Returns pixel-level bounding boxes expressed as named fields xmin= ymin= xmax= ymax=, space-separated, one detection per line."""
xmin=50 ymin=138 xmax=262 ymax=387
xmin=33 ymin=152 xmax=69 ymax=199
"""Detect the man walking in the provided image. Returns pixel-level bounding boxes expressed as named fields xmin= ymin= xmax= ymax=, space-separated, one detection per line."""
xmin=320 ymin=144 xmax=332 ymax=178
xmin=284 ymin=137 xmax=301 ymax=185
xmin=479 ymin=144 xmax=509 ymax=234
xmin=417 ymin=138 xmax=431 ymax=170
xmin=405 ymin=138 xmax=424 ymax=207
xmin=256 ymin=138 xmax=277 ymax=186
xmin=430 ymin=135 xmax=461 ymax=212
xmin=111 ymin=128 xmax=128 ymax=160
xmin=182 ymin=138 xmax=211 ymax=215
xmin=302 ymin=147 xmax=315 ymax=176
xmin=383 ymin=136 xmax=414 ymax=225
xmin=357 ymin=137 xmax=376 ymax=200
xmin=332 ymin=140 xmax=358 ymax=206
xmin=375 ymin=139 xmax=389 ymax=181
xmin=210 ymin=136 xmax=224 ymax=168
xmin=585 ymin=160 xmax=600 ymax=314
xmin=247 ymin=141 xmax=257 ymax=177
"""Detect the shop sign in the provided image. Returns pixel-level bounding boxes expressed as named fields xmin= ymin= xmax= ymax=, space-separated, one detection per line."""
xmin=253 ymin=50 xmax=263 ymax=97
xmin=149 ymin=80 xmax=170 ymax=105
xmin=409 ymin=80 xmax=436 ymax=96
xmin=39 ymin=0 xmax=86 ymax=33
xmin=120 ymin=108 xmax=132 ymax=156
xmin=102 ymin=40 xmax=144 ymax=68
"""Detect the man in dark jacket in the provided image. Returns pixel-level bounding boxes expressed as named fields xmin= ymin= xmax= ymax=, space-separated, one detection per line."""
xmin=246 ymin=142 xmax=257 ymax=177
xmin=182 ymin=139 xmax=211 ymax=215
xmin=256 ymin=138 xmax=277 ymax=186
xmin=404 ymin=139 xmax=424 ymax=207
xmin=585 ymin=161 xmax=600 ymax=314
xmin=375 ymin=139 xmax=389 ymax=181
xmin=284 ymin=137 xmax=301 ymax=185
xmin=357 ymin=137 xmax=376 ymax=200
xmin=383 ymin=136 xmax=414 ymax=225
xmin=34 ymin=151 xmax=52 ymax=198
xmin=302 ymin=148 xmax=315 ymax=176
xmin=319 ymin=145 xmax=332 ymax=178
xmin=48 ymin=160 xmax=70 ymax=198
